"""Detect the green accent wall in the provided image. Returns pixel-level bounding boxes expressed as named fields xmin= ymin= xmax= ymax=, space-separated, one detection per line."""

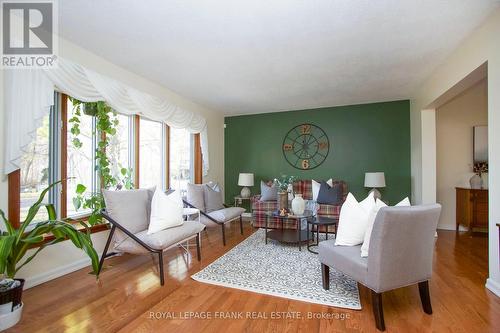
xmin=224 ymin=100 xmax=411 ymax=205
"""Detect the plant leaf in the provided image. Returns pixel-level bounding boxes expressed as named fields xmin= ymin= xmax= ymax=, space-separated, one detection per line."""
xmin=0 ymin=235 xmax=16 ymax=275
xmin=76 ymin=184 xmax=87 ymax=194
xmin=17 ymin=180 xmax=61 ymax=241
xmin=0 ymin=209 xmax=15 ymax=235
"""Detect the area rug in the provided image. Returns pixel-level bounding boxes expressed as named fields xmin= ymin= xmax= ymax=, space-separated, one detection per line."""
xmin=191 ymin=229 xmax=361 ymax=310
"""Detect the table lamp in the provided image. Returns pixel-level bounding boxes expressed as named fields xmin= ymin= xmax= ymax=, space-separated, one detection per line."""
xmin=364 ymin=172 xmax=386 ymax=200
xmin=238 ymin=173 xmax=254 ymax=198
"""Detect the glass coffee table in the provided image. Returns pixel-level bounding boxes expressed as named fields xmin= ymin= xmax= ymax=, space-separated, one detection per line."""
xmin=264 ymin=210 xmax=314 ymax=251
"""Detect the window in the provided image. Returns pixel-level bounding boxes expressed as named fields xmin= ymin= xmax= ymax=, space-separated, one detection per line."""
xmin=66 ymin=99 xmax=95 ymax=217
xmin=19 ymin=114 xmax=51 ymax=222
xmin=139 ymin=118 xmax=164 ymax=189
xmin=9 ymin=93 xmax=202 ymax=227
xmin=169 ymin=128 xmax=194 ymax=192
xmin=107 ymin=114 xmax=132 ymax=185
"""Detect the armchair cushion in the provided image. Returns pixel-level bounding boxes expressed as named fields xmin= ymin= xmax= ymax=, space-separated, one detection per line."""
xmin=103 ymin=188 xmax=155 ymax=244
xmin=187 ymin=183 xmax=205 ymax=211
xmin=335 ymin=192 xmax=375 ymax=246
xmin=148 ymin=189 xmax=184 ymax=234
xmin=115 ymin=221 xmax=206 ymax=254
xmin=208 ymin=207 xmax=245 ymax=223
xmin=204 ymin=183 xmax=224 ymax=212
xmin=319 ymin=238 xmax=368 ymax=284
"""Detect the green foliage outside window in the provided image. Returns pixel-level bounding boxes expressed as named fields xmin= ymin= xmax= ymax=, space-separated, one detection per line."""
xmin=68 ymin=98 xmax=134 ymax=225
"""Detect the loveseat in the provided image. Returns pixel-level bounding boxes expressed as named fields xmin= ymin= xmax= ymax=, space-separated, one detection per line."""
xmin=251 ymin=179 xmax=348 ymax=229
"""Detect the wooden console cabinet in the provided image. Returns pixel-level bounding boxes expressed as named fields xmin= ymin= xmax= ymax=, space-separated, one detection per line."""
xmin=455 ymin=187 xmax=488 ymax=234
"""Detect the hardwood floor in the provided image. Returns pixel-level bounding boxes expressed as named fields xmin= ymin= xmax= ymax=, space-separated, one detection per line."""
xmin=9 ymin=222 xmax=500 ymax=333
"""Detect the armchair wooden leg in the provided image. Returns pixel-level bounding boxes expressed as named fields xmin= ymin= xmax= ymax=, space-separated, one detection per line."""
xmin=158 ymin=251 xmax=165 ymax=286
xmin=196 ymin=233 xmax=201 ymax=261
xmin=321 ymin=263 xmax=330 ymax=290
xmin=239 ymin=215 xmax=244 ymax=235
xmin=221 ymin=223 xmax=226 ymax=246
xmin=97 ymin=226 xmax=115 ymax=275
xmin=418 ymin=281 xmax=433 ymax=314
xmin=371 ymin=290 xmax=386 ymax=331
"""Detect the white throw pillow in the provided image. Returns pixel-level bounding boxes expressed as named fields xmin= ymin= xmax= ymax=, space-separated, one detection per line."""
xmin=147 ymin=189 xmax=184 ymax=234
xmin=360 ymin=197 xmax=411 ymax=257
xmin=396 ymin=197 xmax=411 ymax=206
xmin=312 ymin=178 xmax=333 ymax=202
xmin=335 ymin=192 xmax=375 ymax=246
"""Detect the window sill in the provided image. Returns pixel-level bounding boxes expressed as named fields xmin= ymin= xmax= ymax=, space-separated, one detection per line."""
xmin=28 ymin=218 xmax=110 ymax=249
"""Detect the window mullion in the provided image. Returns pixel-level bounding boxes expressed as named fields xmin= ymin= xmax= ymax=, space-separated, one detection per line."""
xmin=49 ymin=92 xmax=61 ymax=217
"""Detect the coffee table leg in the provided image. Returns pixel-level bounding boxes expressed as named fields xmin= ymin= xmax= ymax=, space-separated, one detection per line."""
xmin=306 ymin=221 xmax=309 ymax=249
xmin=316 ymin=225 xmax=319 ymax=246
xmin=298 ymin=218 xmax=302 ymax=251
xmin=326 ymin=225 xmax=329 ymax=240
xmin=265 ymin=215 xmax=268 ymax=244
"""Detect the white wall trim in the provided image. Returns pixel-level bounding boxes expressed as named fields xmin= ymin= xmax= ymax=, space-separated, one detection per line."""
xmin=421 ymin=109 xmax=437 ymax=204
xmin=437 ymin=225 xmax=469 ymax=232
xmin=23 ymin=258 xmax=92 ymax=290
xmin=486 ymin=278 xmax=500 ymax=297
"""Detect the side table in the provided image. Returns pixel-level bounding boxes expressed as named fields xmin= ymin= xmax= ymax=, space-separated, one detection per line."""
xmin=234 ymin=195 xmax=252 ymax=218
xmin=306 ymin=216 xmax=338 ymax=254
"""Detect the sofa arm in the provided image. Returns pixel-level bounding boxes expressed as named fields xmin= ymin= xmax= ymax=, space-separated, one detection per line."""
xmin=251 ymin=194 xmax=262 ymax=203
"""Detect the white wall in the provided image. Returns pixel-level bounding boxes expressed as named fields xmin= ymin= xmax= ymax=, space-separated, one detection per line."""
xmin=410 ymin=9 xmax=500 ymax=296
xmin=0 ymin=36 xmax=225 ymax=288
xmin=436 ymin=80 xmax=488 ymax=230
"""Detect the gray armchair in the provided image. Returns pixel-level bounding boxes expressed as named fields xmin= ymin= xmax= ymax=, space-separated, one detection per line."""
xmin=184 ymin=183 xmax=245 ymax=246
xmin=99 ymin=188 xmax=206 ymax=286
xmin=319 ymin=204 xmax=441 ymax=331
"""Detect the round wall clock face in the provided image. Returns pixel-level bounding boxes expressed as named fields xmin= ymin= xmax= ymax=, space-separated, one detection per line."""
xmin=282 ymin=123 xmax=329 ymax=170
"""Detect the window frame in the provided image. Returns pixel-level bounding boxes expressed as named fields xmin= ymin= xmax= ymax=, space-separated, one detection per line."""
xmin=7 ymin=93 xmax=203 ymax=229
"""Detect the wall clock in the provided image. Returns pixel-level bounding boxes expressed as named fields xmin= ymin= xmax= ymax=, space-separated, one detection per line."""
xmin=282 ymin=123 xmax=329 ymax=170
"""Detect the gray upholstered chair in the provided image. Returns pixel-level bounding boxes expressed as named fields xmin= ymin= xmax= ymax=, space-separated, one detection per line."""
xmin=319 ymin=204 xmax=441 ymax=331
xmin=99 ymin=188 xmax=206 ymax=286
xmin=184 ymin=183 xmax=245 ymax=246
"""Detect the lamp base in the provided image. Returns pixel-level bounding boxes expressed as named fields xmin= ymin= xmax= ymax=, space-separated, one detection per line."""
xmin=240 ymin=187 xmax=251 ymax=198
xmin=368 ymin=188 xmax=381 ymax=200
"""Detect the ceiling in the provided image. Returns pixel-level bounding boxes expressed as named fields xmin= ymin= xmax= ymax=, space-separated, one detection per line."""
xmin=59 ymin=1 xmax=500 ymax=115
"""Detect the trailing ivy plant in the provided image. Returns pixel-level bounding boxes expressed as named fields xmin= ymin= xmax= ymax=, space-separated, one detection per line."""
xmin=68 ymin=98 xmax=134 ymax=225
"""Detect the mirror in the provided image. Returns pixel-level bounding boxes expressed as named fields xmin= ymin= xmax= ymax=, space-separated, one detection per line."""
xmin=473 ymin=126 xmax=488 ymax=163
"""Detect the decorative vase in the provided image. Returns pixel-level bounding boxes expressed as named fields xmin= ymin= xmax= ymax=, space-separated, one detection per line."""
xmin=469 ymin=174 xmax=483 ymax=189
xmin=481 ymin=173 xmax=489 ymax=188
xmin=291 ymin=193 xmax=305 ymax=215
xmin=278 ymin=191 xmax=288 ymax=211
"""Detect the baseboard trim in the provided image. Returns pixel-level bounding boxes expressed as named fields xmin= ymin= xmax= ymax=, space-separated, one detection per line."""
xmin=437 ymin=225 xmax=465 ymax=231
xmin=23 ymin=258 xmax=92 ymax=290
xmin=486 ymin=278 xmax=500 ymax=297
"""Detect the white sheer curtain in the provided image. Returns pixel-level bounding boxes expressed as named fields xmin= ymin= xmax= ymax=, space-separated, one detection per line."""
xmin=3 ymin=58 xmax=209 ymax=175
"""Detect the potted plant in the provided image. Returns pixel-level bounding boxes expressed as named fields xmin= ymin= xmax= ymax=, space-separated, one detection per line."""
xmin=68 ymin=98 xmax=134 ymax=226
xmin=470 ymin=162 xmax=488 ymax=189
xmin=274 ymin=175 xmax=296 ymax=211
xmin=0 ymin=181 xmax=100 ymax=331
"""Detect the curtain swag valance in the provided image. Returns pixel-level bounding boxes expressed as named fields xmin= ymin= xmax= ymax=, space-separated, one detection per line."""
xmin=3 ymin=58 xmax=209 ymax=175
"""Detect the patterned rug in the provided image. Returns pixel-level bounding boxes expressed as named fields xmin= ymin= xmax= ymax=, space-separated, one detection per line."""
xmin=192 ymin=229 xmax=361 ymax=310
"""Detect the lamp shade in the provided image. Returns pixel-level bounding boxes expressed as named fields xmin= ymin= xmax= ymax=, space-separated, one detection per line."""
xmin=364 ymin=172 xmax=386 ymax=188
xmin=238 ymin=173 xmax=254 ymax=187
